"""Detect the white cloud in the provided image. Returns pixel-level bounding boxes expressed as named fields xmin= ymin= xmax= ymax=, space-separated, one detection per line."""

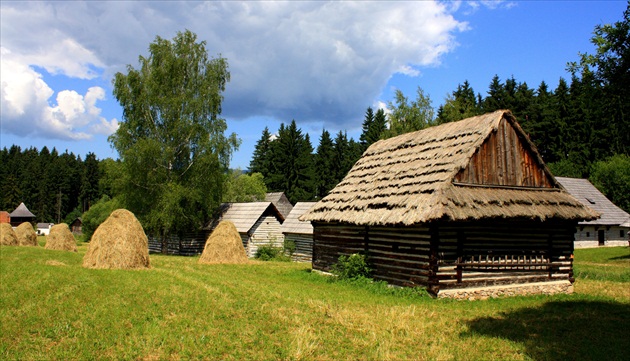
xmin=1 ymin=1 xmax=468 ymax=133
xmin=1 ymin=49 xmax=118 ymax=140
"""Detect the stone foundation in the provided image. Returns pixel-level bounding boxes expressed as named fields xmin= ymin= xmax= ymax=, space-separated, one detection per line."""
xmin=437 ymin=280 xmax=573 ymax=300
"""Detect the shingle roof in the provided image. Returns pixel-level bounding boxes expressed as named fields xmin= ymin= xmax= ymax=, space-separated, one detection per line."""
xmin=282 ymin=202 xmax=316 ymax=234
xmin=207 ymin=202 xmax=284 ymax=234
xmin=265 ymin=192 xmax=293 ymax=218
xmin=555 ymin=177 xmax=630 ymax=227
xmin=10 ymin=203 xmax=35 ymax=218
xmin=301 ymin=110 xmax=598 ymax=226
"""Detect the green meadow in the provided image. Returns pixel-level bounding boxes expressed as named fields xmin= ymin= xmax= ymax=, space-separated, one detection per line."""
xmin=1 ymin=240 xmax=628 ymax=360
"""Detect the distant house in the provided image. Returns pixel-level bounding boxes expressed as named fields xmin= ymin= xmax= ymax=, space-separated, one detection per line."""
xmin=9 ymin=203 xmax=36 ymax=227
xmin=556 ymin=177 xmax=629 ymax=248
xmin=0 ymin=211 xmax=10 ymax=224
xmin=301 ymin=110 xmax=598 ymax=299
xmin=37 ymin=223 xmax=54 ymax=236
xmin=206 ymin=202 xmax=285 ymax=257
xmin=70 ymin=218 xmax=83 ymax=234
xmin=282 ymin=202 xmax=316 ymax=262
xmin=265 ymin=192 xmax=293 ymax=219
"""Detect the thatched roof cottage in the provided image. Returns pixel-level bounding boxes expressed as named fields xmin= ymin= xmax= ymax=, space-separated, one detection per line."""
xmin=301 ymin=110 xmax=598 ymax=298
xmin=555 ymin=177 xmax=629 ymax=248
xmin=282 ymin=202 xmax=316 ymax=262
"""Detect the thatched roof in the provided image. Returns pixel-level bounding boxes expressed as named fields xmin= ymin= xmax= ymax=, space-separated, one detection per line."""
xmin=282 ymin=202 xmax=316 ymax=235
xmin=555 ymin=177 xmax=629 ymax=227
xmin=265 ymin=192 xmax=293 ymax=218
xmin=206 ymin=202 xmax=284 ymax=234
xmin=301 ymin=110 xmax=598 ymax=226
xmin=10 ymin=203 xmax=35 ymax=218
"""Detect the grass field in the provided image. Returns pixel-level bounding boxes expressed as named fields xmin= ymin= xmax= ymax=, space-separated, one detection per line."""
xmin=1 ymin=239 xmax=628 ymax=360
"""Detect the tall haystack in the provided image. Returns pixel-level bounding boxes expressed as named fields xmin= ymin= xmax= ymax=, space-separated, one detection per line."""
xmin=199 ymin=221 xmax=248 ymax=264
xmin=1 ymin=223 xmax=18 ymax=246
xmin=45 ymin=223 xmax=77 ymax=252
xmin=82 ymin=209 xmax=150 ymax=269
xmin=15 ymin=222 xmax=38 ymax=246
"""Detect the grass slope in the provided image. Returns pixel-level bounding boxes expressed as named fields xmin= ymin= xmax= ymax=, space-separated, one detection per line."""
xmin=1 ymin=241 xmax=628 ymax=360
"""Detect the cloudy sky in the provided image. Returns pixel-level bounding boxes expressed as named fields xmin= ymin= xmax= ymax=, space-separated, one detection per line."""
xmin=1 ymin=1 xmax=626 ymax=169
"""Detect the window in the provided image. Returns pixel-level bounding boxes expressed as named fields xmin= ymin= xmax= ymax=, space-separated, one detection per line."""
xmin=622 ymin=230 xmax=626 ymax=238
xmin=586 ymin=232 xmax=590 ymax=237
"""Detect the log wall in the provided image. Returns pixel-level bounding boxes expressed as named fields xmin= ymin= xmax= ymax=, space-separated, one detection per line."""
xmin=148 ymin=230 xmax=209 ymax=256
xmin=284 ymin=233 xmax=313 ymax=262
xmin=312 ymin=219 xmax=576 ymax=293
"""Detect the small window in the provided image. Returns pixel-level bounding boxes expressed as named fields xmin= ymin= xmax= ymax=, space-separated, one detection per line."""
xmin=621 ymin=230 xmax=626 ymax=238
xmin=586 ymin=232 xmax=590 ymax=237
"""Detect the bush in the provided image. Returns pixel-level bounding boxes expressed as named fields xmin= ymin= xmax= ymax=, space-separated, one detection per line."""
xmin=331 ymin=253 xmax=371 ymax=280
xmin=81 ymin=196 xmax=120 ymax=242
xmin=255 ymin=243 xmax=290 ymax=262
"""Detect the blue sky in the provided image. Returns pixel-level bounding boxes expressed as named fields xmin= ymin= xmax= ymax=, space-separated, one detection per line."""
xmin=1 ymin=1 xmax=627 ymax=169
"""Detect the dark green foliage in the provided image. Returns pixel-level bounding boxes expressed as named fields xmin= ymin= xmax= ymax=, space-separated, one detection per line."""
xmin=249 ymin=127 xmax=273 ymax=176
xmin=110 ymin=30 xmax=238 ymax=249
xmin=589 ymin=154 xmax=630 ymax=213
xmin=314 ymin=129 xmax=336 ymax=199
xmin=436 ymin=80 xmax=482 ymax=124
xmin=359 ymin=107 xmax=387 ymax=150
xmin=222 ymin=171 xmax=267 ymax=203
xmin=331 ymin=253 xmax=371 ymax=280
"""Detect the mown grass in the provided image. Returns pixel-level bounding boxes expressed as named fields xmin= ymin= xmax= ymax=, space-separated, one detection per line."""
xmin=1 ymin=243 xmax=628 ymax=360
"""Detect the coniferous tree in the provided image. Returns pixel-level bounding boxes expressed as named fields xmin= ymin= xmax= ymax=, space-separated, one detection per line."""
xmin=314 ymin=129 xmax=336 ymax=199
xmin=80 ymin=153 xmax=101 ymax=212
xmin=249 ymin=127 xmax=273 ymax=176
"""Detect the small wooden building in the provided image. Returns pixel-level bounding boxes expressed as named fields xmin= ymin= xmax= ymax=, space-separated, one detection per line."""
xmin=282 ymin=202 xmax=316 ymax=262
xmin=301 ymin=110 xmax=598 ymax=298
xmin=556 ymin=177 xmax=629 ymax=248
xmin=9 ymin=203 xmax=35 ymax=227
xmin=206 ymin=202 xmax=285 ymax=258
xmin=70 ymin=217 xmax=83 ymax=235
xmin=265 ymin=192 xmax=294 ymax=219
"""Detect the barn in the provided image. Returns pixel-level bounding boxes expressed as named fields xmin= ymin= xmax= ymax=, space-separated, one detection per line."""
xmin=301 ymin=110 xmax=598 ymax=299
xmin=9 ymin=203 xmax=36 ymax=227
xmin=282 ymin=202 xmax=316 ymax=262
xmin=555 ymin=177 xmax=629 ymax=248
xmin=206 ymin=202 xmax=285 ymax=258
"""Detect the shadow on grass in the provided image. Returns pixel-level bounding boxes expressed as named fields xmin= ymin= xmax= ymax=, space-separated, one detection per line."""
xmin=608 ymin=253 xmax=630 ymax=261
xmin=463 ymin=300 xmax=630 ymax=361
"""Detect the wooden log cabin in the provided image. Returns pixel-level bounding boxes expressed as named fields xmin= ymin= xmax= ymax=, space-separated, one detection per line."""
xmin=300 ymin=110 xmax=599 ymax=298
xmin=282 ymin=202 xmax=317 ymax=262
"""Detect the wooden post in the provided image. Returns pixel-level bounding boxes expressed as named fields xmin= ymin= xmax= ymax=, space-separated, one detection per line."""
xmin=456 ymin=231 xmax=464 ymax=283
xmin=547 ymin=233 xmax=553 ymax=279
xmin=428 ymin=224 xmax=440 ymax=295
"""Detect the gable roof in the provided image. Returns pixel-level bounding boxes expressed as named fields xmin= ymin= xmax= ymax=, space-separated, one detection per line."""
xmin=207 ymin=202 xmax=284 ymax=234
xmin=10 ymin=203 xmax=35 ymax=218
xmin=265 ymin=192 xmax=293 ymax=218
xmin=282 ymin=202 xmax=316 ymax=234
xmin=555 ymin=177 xmax=630 ymax=227
xmin=301 ymin=110 xmax=598 ymax=226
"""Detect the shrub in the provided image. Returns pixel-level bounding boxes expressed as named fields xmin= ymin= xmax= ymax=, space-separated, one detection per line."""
xmin=255 ymin=243 xmax=290 ymax=262
xmin=331 ymin=253 xmax=371 ymax=280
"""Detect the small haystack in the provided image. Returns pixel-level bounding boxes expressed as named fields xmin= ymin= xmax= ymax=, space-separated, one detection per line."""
xmin=199 ymin=221 xmax=248 ymax=264
xmin=82 ymin=209 xmax=150 ymax=269
xmin=1 ymin=223 xmax=18 ymax=246
xmin=15 ymin=222 xmax=38 ymax=246
xmin=45 ymin=223 xmax=77 ymax=252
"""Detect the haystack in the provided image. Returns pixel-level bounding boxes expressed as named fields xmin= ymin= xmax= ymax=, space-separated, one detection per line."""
xmin=199 ymin=221 xmax=248 ymax=264
xmin=82 ymin=209 xmax=150 ymax=269
xmin=15 ymin=222 xmax=38 ymax=246
xmin=0 ymin=223 xmax=18 ymax=246
xmin=45 ymin=223 xmax=77 ymax=252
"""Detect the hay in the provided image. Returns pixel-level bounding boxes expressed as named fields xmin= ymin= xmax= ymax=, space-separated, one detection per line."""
xmin=15 ymin=222 xmax=38 ymax=246
xmin=45 ymin=223 xmax=77 ymax=252
xmin=1 ymin=223 xmax=18 ymax=246
xmin=82 ymin=209 xmax=150 ymax=269
xmin=199 ymin=221 xmax=248 ymax=264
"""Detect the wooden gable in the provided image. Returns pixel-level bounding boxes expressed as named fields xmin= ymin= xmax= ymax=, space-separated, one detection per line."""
xmin=455 ymin=117 xmax=554 ymax=188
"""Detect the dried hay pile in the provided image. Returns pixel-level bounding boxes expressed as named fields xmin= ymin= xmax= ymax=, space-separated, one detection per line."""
xmin=45 ymin=223 xmax=77 ymax=252
xmin=82 ymin=209 xmax=150 ymax=269
xmin=15 ymin=222 xmax=38 ymax=246
xmin=199 ymin=221 xmax=248 ymax=264
xmin=1 ymin=223 xmax=18 ymax=246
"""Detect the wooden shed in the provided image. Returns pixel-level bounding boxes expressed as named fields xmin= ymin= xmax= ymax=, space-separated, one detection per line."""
xmin=206 ymin=202 xmax=285 ymax=258
xmin=0 ymin=211 xmax=10 ymax=224
xmin=555 ymin=177 xmax=629 ymax=248
xmin=282 ymin=202 xmax=316 ymax=262
xmin=9 ymin=203 xmax=35 ymax=227
xmin=301 ymin=110 xmax=598 ymax=299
